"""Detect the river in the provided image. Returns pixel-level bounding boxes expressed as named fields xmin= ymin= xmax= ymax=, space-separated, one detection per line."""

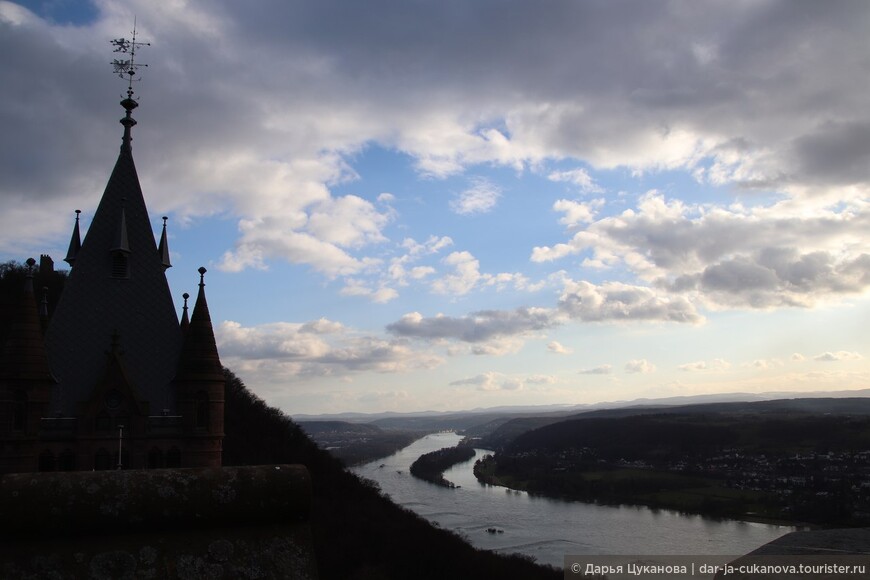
xmin=353 ymin=432 xmax=799 ymax=570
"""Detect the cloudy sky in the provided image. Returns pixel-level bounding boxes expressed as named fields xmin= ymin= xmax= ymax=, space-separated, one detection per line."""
xmin=2 ymin=0 xmax=869 ymax=415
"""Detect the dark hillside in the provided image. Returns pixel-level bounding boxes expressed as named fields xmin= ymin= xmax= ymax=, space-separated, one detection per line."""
xmin=298 ymin=420 xmax=422 ymax=466
xmin=507 ymin=413 xmax=870 ymax=458
xmin=222 ymin=370 xmax=559 ymax=579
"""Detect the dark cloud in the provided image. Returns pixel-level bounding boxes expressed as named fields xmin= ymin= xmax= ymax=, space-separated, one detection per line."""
xmin=791 ymin=122 xmax=870 ymax=186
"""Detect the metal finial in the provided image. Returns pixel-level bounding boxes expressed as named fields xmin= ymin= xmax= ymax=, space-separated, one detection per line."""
xmin=198 ymin=267 xmax=207 ymax=286
xmin=110 ymin=17 xmax=150 ymax=97
xmin=183 ymin=292 xmax=190 ymax=305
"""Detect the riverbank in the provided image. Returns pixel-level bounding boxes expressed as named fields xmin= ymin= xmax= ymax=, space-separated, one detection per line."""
xmin=473 ymin=454 xmax=818 ymax=528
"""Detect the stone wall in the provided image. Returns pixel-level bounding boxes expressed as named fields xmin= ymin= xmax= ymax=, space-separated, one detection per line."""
xmin=0 ymin=465 xmax=317 ymax=579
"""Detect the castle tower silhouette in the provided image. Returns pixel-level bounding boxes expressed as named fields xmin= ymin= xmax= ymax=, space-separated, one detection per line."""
xmin=0 ymin=56 xmax=224 ymax=474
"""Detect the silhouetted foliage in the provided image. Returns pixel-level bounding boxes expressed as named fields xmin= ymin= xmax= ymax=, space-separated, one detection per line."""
xmin=0 ymin=260 xmax=67 ymax=344
xmin=222 ymin=369 xmax=559 ymax=579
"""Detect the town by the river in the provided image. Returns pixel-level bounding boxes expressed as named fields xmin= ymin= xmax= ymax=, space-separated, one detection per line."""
xmin=353 ymin=432 xmax=800 ymax=569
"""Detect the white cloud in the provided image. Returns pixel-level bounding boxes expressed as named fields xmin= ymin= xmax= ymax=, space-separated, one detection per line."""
xmin=751 ymin=359 xmax=785 ymax=370
xmin=340 ymin=279 xmax=399 ymax=303
xmin=449 ymin=177 xmax=502 ymax=215
xmin=552 ymin=198 xmax=605 ymax=227
xmin=432 ymin=251 xmax=484 ymax=295
xmin=387 ymin=307 xmax=558 ymax=344
xmin=625 ymin=359 xmax=656 ymax=374
xmin=217 ymin=319 xmax=443 ymax=377
xmin=305 ymin=195 xmax=391 ymax=248
xmin=547 ymin=168 xmax=602 ymax=193
xmin=389 ymin=236 xmax=453 ymax=286
xmin=219 ymin=217 xmax=383 ymax=278
xmin=579 ymin=365 xmax=612 ymax=375
xmin=449 ymin=371 xmax=555 ymax=392
xmin=430 ymin=250 xmax=535 ymax=296
xmin=534 ymin=191 xmax=870 ymax=310
xmin=547 ymin=341 xmax=572 ymax=354
xmin=558 ymin=279 xmax=702 ymax=324
xmin=814 ymin=351 xmax=864 ymax=362
xmin=678 ymin=359 xmax=730 ymax=372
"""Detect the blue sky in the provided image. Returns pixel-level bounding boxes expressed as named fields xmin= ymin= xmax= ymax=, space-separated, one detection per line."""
xmin=2 ymin=0 xmax=869 ymax=414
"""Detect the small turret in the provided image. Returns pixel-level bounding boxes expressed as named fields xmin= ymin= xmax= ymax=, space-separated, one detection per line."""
xmin=173 ymin=268 xmax=224 ymax=468
xmin=63 ymin=210 xmax=82 ymax=266
xmin=180 ymin=292 xmax=190 ymax=335
xmin=158 ymin=216 xmax=171 ymax=270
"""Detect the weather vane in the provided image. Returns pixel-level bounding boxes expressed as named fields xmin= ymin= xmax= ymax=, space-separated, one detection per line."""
xmin=110 ymin=18 xmax=150 ymax=97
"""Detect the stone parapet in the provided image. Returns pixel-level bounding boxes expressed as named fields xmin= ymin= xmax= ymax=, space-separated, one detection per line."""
xmin=0 ymin=464 xmax=317 ymax=579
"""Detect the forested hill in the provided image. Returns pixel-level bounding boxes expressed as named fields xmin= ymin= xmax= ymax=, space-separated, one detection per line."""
xmin=222 ymin=369 xmax=559 ymax=579
xmin=478 ymin=397 xmax=870 ymax=451
xmin=505 ymin=412 xmax=870 ymax=458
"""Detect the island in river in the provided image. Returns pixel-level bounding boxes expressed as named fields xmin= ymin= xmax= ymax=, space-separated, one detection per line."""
xmin=410 ymin=444 xmax=476 ymax=487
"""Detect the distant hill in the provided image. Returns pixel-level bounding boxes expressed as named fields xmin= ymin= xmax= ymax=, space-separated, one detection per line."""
xmin=293 ymin=389 xmax=870 ymax=432
xmin=477 ymin=397 xmax=870 ymax=451
xmin=297 ymin=420 xmax=423 ymax=465
xmin=297 ymin=420 xmax=384 ymax=436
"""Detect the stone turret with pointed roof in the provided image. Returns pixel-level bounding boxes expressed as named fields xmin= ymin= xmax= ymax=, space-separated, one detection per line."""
xmin=173 ymin=267 xmax=225 ymax=467
xmin=63 ymin=210 xmax=81 ymax=266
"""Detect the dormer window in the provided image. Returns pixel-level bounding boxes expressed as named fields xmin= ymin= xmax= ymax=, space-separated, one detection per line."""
xmin=111 ymin=251 xmax=130 ymax=279
xmin=110 ymin=205 xmax=131 ymax=278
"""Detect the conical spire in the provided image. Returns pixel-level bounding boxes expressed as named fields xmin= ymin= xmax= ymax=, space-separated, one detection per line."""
xmin=180 ymin=292 xmax=190 ymax=335
xmin=63 ymin=210 xmax=82 ymax=266
xmin=45 ymin=38 xmax=181 ymax=416
xmin=175 ymin=268 xmax=223 ymax=382
xmin=0 ymin=259 xmax=53 ymax=383
xmin=158 ymin=216 xmax=172 ymax=270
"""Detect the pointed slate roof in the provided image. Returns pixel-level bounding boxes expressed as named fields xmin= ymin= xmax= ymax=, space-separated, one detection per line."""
xmin=175 ymin=268 xmax=223 ymax=383
xmin=158 ymin=216 xmax=172 ymax=270
xmin=45 ymin=97 xmax=181 ymax=415
xmin=180 ymin=292 xmax=190 ymax=335
xmin=63 ymin=210 xmax=82 ymax=266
